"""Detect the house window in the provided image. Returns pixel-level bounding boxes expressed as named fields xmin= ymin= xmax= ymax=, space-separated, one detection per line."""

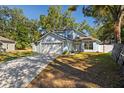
xmin=84 ymin=42 xmax=93 ymax=50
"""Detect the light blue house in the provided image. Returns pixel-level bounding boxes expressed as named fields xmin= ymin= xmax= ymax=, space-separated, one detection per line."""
xmin=32 ymin=30 xmax=101 ymax=54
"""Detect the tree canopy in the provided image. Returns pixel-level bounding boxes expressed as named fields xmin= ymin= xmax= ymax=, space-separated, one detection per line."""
xmin=39 ymin=6 xmax=77 ymax=31
xmin=0 ymin=6 xmax=41 ymax=49
xmin=82 ymin=5 xmax=124 ymax=43
xmin=39 ymin=5 xmax=92 ymax=37
xmin=69 ymin=5 xmax=124 ymax=43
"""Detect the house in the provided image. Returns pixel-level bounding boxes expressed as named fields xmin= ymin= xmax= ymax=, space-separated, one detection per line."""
xmin=32 ymin=29 xmax=105 ymax=55
xmin=0 ymin=36 xmax=16 ymax=52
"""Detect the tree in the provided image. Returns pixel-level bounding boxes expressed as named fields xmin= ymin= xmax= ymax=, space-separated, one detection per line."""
xmin=83 ymin=5 xmax=124 ymax=43
xmin=68 ymin=5 xmax=78 ymax=11
xmin=0 ymin=6 xmax=11 ymax=37
xmin=27 ymin=19 xmax=41 ymax=43
xmin=0 ymin=6 xmax=41 ymax=49
xmin=10 ymin=8 xmax=41 ymax=49
xmin=40 ymin=6 xmax=77 ymax=32
xmin=9 ymin=8 xmax=31 ymax=49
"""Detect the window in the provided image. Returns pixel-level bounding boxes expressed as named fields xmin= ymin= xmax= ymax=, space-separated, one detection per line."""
xmin=84 ymin=42 xmax=93 ymax=50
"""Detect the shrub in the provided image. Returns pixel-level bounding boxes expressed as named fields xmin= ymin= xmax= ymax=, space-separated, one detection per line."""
xmin=62 ymin=50 xmax=69 ymax=55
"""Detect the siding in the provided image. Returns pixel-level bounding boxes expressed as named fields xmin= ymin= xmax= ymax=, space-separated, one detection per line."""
xmin=32 ymin=33 xmax=65 ymax=54
xmin=2 ymin=43 xmax=15 ymax=52
xmin=32 ymin=43 xmax=37 ymax=52
xmin=63 ymin=41 xmax=72 ymax=52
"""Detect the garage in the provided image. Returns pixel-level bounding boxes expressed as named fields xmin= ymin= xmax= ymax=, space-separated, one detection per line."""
xmin=40 ymin=43 xmax=63 ymax=54
xmin=32 ymin=32 xmax=68 ymax=55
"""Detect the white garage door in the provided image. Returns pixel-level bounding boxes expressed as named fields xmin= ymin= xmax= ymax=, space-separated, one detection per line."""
xmin=40 ymin=43 xmax=63 ymax=54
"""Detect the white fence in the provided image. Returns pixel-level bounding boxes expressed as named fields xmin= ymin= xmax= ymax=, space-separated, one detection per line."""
xmin=98 ymin=44 xmax=114 ymax=53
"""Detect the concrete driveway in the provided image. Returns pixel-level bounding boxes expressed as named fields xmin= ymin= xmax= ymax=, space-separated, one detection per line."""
xmin=0 ymin=54 xmax=56 ymax=88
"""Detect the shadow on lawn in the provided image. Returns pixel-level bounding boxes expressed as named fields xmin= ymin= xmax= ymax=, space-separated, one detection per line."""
xmin=28 ymin=53 xmax=124 ymax=88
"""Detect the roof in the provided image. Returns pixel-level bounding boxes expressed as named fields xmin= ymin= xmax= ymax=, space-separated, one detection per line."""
xmin=41 ymin=32 xmax=69 ymax=40
xmin=35 ymin=29 xmax=101 ymax=44
xmin=81 ymin=36 xmax=98 ymax=41
xmin=73 ymin=36 xmax=101 ymax=43
xmin=55 ymin=30 xmax=86 ymax=41
xmin=74 ymin=30 xmax=86 ymax=37
xmin=55 ymin=29 xmax=86 ymax=36
xmin=0 ymin=36 xmax=15 ymax=43
xmin=52 ymin=29 xmax=86 ymax=35
xmin=53 ymin=32 xmax=72 ymax=41
xmin=35 ymin=32 xmax=72 ymax=44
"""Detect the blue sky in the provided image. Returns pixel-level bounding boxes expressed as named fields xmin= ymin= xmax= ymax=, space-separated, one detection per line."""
xmin=8 ymin=5 xmax=95 ymax=26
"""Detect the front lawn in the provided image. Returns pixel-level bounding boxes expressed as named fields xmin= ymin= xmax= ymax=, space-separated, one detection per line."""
xmin=0 ymin=49 xmax=37 ymax=63
xmin=27 ymin=52 xmax=123 ymax=88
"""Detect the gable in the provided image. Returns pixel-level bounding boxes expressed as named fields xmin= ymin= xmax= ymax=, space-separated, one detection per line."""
xmin=66 ymin=30 xmax=86 ymax=39
xmin=73 ymin=31 xmax=86 ymax=38
xmin=55 ymin=30 xmax=86 ymax=40
xmin=40 ymin=33 xmax=65 ymax=43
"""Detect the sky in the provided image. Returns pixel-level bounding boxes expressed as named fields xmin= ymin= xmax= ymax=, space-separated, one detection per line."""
xmin=8 ymin=5 xmax=95 ymax=26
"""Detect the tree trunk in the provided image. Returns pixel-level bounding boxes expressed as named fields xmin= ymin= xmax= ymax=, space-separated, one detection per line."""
xmin=114 ymin=19 xmax=121 ymax=43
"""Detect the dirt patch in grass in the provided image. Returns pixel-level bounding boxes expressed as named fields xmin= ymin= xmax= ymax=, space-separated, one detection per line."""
xmin=26 ymin=52 xmax=123 ymax=88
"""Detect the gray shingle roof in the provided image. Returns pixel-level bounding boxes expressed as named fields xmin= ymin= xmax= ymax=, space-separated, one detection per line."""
xmin=0 ymin=36 xmax=15 ymax=43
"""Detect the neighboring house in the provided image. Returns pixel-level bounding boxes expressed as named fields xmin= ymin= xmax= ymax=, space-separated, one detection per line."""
xmin=32 ymin=29 xmax=112 ymax=54
xmin=0 ymin=36 xmax=15 ymax=52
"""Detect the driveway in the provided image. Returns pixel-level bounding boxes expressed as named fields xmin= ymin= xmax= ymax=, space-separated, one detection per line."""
xmin=0 ymin=54 xmax=56 ymax=88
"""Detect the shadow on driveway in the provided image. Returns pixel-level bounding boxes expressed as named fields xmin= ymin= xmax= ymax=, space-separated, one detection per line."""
xmin=0 ymin=54 xmax=56 ymax=88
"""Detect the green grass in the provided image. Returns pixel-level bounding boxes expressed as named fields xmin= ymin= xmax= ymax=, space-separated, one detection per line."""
xmin=0 ymin=50 xmax=38 ymax=63
xmin=27 ymin=52 xmax=122 ymax=88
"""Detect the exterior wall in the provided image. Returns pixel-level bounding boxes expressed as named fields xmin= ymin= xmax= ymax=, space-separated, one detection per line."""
xmin=32 ymin=43 xmax=37 ymax=52
xmin=33 ymin=42 xmax=41 ymax=53
xmin=63 ymin=41 xmax=68 ymax=52
xmin=81 ymin=42 xmax=84 ymax=52
xmin=2 ymin=42 xmax=15 ymax=52
xmin=33 ymin=40 xmax=72 ymax=54
xmin=40 ymin=43 xmax=63 ymax=54
xmin=98 ymin=44 xmax=114 ymax=53
xmin=32 ymin=34 xmax=64 ymax=54
xmin=63 ymin=40 xmax=72 ymax=53
xmin=73 ymin=31 xmax=80 ymax=39
xmin=33 ymin=40 xmax=113 ymax=54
